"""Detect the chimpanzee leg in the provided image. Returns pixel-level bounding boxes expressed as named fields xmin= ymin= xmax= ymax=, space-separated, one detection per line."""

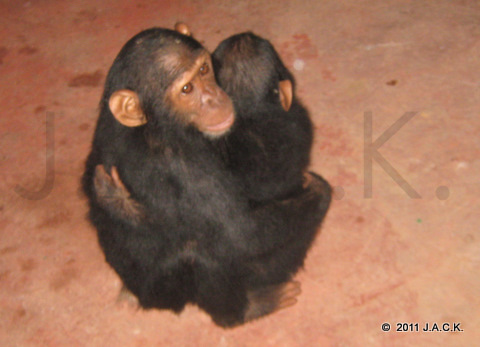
xmin=195 ymin=264 xmax=301 ymax=328
xmin=246 ymin=172 xmax=332 ymax=288
xmin=192 ymin=261 xmax=247 ymax=327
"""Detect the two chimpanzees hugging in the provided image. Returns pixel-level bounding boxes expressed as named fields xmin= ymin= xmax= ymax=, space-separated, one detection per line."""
xmin=82 ymin=25 xmax=331 ymax=328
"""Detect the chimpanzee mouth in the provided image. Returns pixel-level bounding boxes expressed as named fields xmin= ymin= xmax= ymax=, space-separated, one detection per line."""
xmin=205 ymin=112 xmax=235 ymax=133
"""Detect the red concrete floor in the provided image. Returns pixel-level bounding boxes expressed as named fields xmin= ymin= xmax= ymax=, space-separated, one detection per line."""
xmin=0 ymin=0 xmax=478 ymax=346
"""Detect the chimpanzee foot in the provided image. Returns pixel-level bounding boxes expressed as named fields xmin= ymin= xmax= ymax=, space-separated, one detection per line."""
xmin=302 ymin=172 xmax=313 ymax=188
xmin=116 ymin=285 xmax=140 ymax=310
xmin=244 ymin=280 xmax=301 ymax=323
xmin=305 ymin=171 xmax=332 ymax=197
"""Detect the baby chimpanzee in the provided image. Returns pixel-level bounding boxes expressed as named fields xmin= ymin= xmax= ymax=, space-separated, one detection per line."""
xmin=212 ymin=32 xmax=316 ymax=202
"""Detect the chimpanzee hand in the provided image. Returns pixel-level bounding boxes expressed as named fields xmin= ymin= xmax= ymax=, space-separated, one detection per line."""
xmin=94 ymin=165 xmax=145 ymax=226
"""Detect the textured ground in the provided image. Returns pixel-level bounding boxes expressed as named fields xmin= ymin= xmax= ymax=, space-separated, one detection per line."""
xmin=0 ymin=1 xmax=479 ymax=346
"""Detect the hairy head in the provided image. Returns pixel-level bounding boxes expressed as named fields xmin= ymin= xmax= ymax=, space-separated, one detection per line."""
xmin=101 ymin=28 xmax=235 ymax=141
xmin=212 ymin=32 xmax=294 ymax=113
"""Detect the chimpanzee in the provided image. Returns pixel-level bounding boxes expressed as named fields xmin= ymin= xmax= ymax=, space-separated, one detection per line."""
xmin=83 ymin=27 xmax=331 ymax=328
xmin=207 ymin=32 xmax=331 ymax=295
xmin=211 ymin=32 xmax=316 ymax=202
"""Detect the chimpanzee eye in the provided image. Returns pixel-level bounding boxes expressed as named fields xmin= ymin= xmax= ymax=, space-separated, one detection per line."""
xmin=199 ymin=63 xmax=209 ymax=75
xmin=182 ymin=83 xmax=193 ymax=94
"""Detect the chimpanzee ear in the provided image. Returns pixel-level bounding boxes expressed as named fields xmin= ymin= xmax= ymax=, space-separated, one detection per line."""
xmin=278 ymin=79 xmax=293 ymax=111
xmin=109 ymin=90 xmax=147 ymax=127
xmin=174 ymin=22 xmax=191 ymax=36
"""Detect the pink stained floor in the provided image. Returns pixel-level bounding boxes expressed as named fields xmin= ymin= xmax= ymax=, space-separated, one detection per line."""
xmin=0 ymin=1 xmax=479 ymax=346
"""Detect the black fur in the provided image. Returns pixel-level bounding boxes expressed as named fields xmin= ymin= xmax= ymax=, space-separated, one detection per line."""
xmin=210 ymin=31 xmax=332 ymax=287
xmin=82 ymin=28 xmax=331 ymax=328
xmin=212 ymin=32 xmax=313 ymax=201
